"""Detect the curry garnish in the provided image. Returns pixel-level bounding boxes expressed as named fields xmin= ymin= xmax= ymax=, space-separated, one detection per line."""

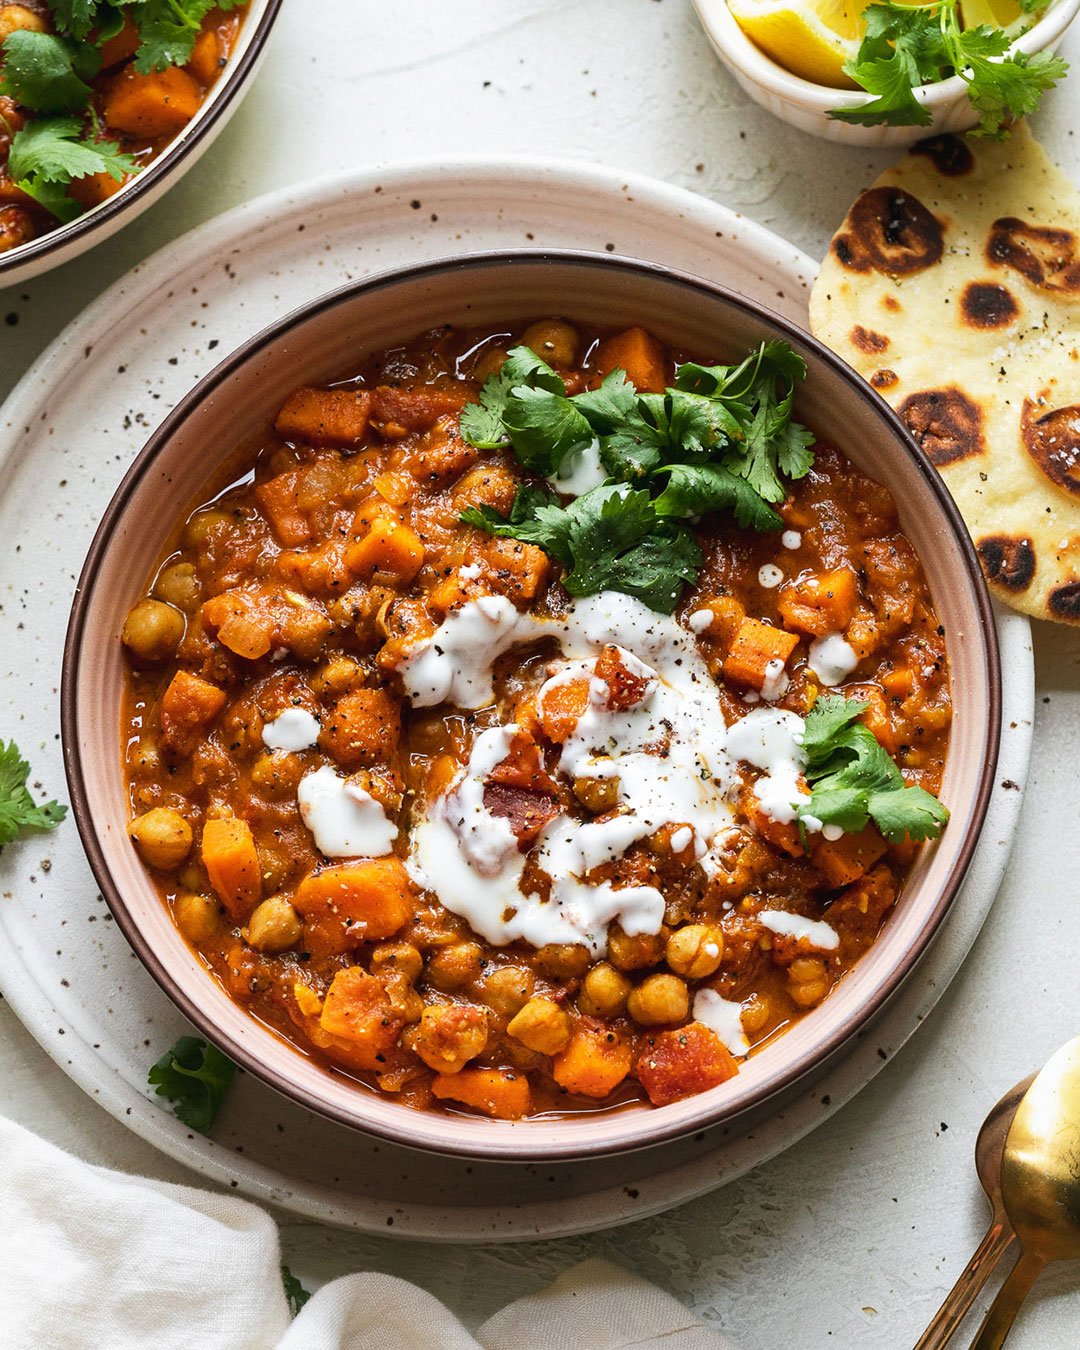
xmin=280 ymin=1266 xmax=312 ymax=1316
xmin=0 ymin=740 xmax=66 ymax=846
xmin=147 ymin=1035 xmax=237 ymax=1133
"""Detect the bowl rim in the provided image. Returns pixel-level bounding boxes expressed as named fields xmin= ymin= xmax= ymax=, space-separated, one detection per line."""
xmin=691 ymin=0 xmax=1080 ymax=113
xmin=62 ymin=248 xmax=1001 ymax=1161
xmin=0 ymin=0 xmax=284 ymax=283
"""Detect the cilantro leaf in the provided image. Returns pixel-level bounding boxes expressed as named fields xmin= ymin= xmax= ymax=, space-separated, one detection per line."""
xmin=148 ymin=1035 xmax=237 ymax=1133
xmin=8 ymin=117 xmax=136 ymax=220
xmin=652 ymin=461 xmax=783 ymax=531
xmin=502 ymin=385 xmax=593 ymax=473
xmin=464 ymin=483 xmax=701 ymax=613
xmin=133 ymin=0 xmax=245 ymax=74
xmin=0 ymin=741 xmax=67 ymax=846
xmin=962 ymin=43 xmax=1068 ymax=135
xmin=798 ymin=694 xmax=949 ymax=843
xmin=0 ymin=30 xmax=98 ymax=114
xmin=50 ymin=0 xmax=110 ymax=41
xmin=460 ymin=345 xmax=567 ymax=451
xmin=281 ymin=1266 xmax=312 ymax=1316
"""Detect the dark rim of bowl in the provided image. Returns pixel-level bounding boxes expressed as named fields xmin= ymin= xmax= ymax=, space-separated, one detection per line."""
xmin=0 ymin=0 xmax=284 ymax=281
xmin=61 ymin=249 xmax=1002 ymax=1162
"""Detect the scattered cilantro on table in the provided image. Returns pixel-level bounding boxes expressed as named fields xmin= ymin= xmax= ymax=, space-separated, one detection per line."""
xmin=832 ymin=0 xmax=1068 ymax=136
xmin=148 ymin=1035 xmax=238 ymax=1133
xmin=0 ymin=740 xmax=67 ymax=846
xmin=797 ymin=695 xmax=949 ymax=842
xmin=459 ymin=339 xmax=814 ymax=613
xmin=281 ymin=1265 xmax=312 ymax=1316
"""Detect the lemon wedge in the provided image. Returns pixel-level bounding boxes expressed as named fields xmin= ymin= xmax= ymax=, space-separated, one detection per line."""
xmin=727 ymin=0 xmax=864 ymax=88
xmin=958 ymin=0 xmax=1032 ymax=33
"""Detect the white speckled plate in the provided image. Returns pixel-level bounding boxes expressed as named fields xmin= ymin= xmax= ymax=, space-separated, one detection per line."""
xmin=0 ymin=160 xmax=1033 ymax=1240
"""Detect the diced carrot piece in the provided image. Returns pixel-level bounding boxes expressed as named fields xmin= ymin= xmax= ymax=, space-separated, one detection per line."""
xmin=103 ymin=66 xmax=203 ymax=138
xmin=777 ymin=568 xmax=858 ymax=638
xmin=593 ymin=327 xmax=669 ymax=393
xmin=370 ymin=385 xmax=472 ymax=435
xmin=686 ymin=595 xmax=745 ymax=648
xmin=294 ymin=859 xmax=413 ymax=942
xmin=274 ymin=387 xmax=373 ymax=446
xmin=537 ymin=677 xmax=591 ymax=743
xmin=318 ymin=967 xmax=403 ymax=1070
xmin=594 ymin=644 xmax=653 ymax=710
xmin=202 ymin=817 xmax=261 ymax=919
xmin=431 ymin=1067 xmax=531 ymax=1120
xmin=319 ymin=688 xmax=402 ymax=767
xmin=811 ymin=827 xmax=888 ymax=888
xmin=552 ymin=1023 xmax=633 ymax=1098
xmin=636 ymin=1023 xmax=739 ymax=1106
xmin=159 ymin=670 xmax=226 ymax=749
xmin=345 ymin=516 xmax=425 ymax=583
xmin=475 ymin=536 xmax=549 ymax=605
xmin=254 ymin=470 xmax=312 ymax=547
xmin=722 ymin=618 xmax=800 ymax=691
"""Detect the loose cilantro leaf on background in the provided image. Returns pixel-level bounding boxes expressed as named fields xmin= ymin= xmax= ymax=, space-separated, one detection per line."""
xmin=0 ymin=741 xmax=67 ymax=846
xmin=281 ymin=1266 xmax=312 ymax=1316
xmin=798 ymin=695 xmax=949 ymax=842
xmin=8 ymin=117 xmax=135 ymax=220
xmin=148 ymin=1036 xmax=238 ymax=1133
xmin=0 ymin=30 xmax=98 ymax=113
xmin=465 ymin=483 xmax=701 ymax=613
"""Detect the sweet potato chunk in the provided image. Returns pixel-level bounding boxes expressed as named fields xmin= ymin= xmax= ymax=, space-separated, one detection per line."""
xmin=846 ymin=683 xmax=900 ymax=753
xmin=811 ymin=826 xmax=888 ymax=888
xmin=593 ymin=327 xmax=669 ymax=394
xmin=274 ymin=387 xmax=373 ymax=446
xmin=159 ymin=670 xmax=226 ymax=750
xmin=103 ymin=66 xmax=203 ymax=138
xmin=254 ymin=470 xmax=312 ymax=547
xmin=294 ymin=859 xmax=412 ymax=944
xmin=319 ymin=967 xmax=403 ymax=1070
xmin=202 ymin=817 xmax=261 ymax=920
xmin=686 ymin=595 xmax=745 ymax=648
xmin=482 ymin=782 xmax=561 ymax=848
xmin=370 ymin=384 xmax=472 ymax=435
xmin=319 ymin=688 xmax=401 ymax=767
xmin=203 ymin=587 xmax=331 ymax=662
xmin=345 ymin=517 xmax=425 ymax=583
xmin=431 ymin=1067 xmax=531 ymax=1119
xmin=552 ymin=1023 xmax=632 ymax=1098
xmin=594 ymin=644 xmax=654 ymax=710
xmin=475 ymin=536 xmax=549 ymax=605
xmin=636 ymin=1023 xmax=739 ymax=1106
xmin=777 ymin=568 xmax=858 ymax=638
xmin=722 ymin=618 xmax=799 ymax=691
xmin=537 ymin=676 xmax=590 ymax=744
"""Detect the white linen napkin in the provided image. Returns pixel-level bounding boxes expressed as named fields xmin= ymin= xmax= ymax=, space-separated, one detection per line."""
xmin=0 ymin=1115 xmax=731 ymax=1349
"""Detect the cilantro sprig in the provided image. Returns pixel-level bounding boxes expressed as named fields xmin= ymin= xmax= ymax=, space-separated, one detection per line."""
xmin=459 ymin=338 xmax=813 ymax=613
xmin=0 ymin=740 xmax=67 ymax=846
xmin=148 ymin=1035 xmax=237 ymax=1133
xmin=832 ymin=0 xmax=1067 ymax=136
xmin=281 ymin=1266 xmax=312 ymax=1316
xmin=798 ymin=695 xmax=949 ymax=843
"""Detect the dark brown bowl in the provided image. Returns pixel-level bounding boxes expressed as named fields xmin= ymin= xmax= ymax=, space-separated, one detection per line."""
xmin=62 ymin=251 xmax=1001 ymax=1161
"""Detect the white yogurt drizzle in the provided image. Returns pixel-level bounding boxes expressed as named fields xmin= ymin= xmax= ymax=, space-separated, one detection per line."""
xmin=726 ymin=708 xmax=808 ymax=825
xmin=297 ymin=765 xmax=397 ymax=858
xmin=398 ymin=594 xmax=535 ymax=708
xmin=262 ymin=707 xmax=320 ymax=752
xmin=758 ymin=563 xmax=784 ymax=589
xmin=547 ymin=438 xmax=607 ymax=497
xmin=807 ymin=632 xmax=859 ymax=687
xmin=758 ymin=909 xmax=839 ymax=951
xmin=781 ymin=530 xmax=802 ymax=550
xmin=693 ymin=988 xmax=750 ymax=1056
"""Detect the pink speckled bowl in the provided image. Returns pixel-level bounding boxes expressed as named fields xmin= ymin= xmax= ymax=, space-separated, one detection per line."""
xmin=63 ymin=252 xmax=1000 ymax=1161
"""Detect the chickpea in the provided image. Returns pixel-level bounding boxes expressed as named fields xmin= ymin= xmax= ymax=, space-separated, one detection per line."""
xmin=182 ymin=507 xmax=232 ymax=550
xmin=535 ymin=942 xmax=590 ymax=980
xmin=177 ymin=862 xmax=206 ymax=894
xmin=380 ymin=968 xmax=424 ymax=1023
xmin=311 ymin=655 xmax=364 ymax=698
xmin=245 ymin=897 xmax=302 ymax=952
xmin=665 ymin=924 xmax=725 ymax=980
xmin=249 ymin=751 xmax=305 ymax=799
xmin=627 ymin=973 xmax=689 ymax=1027
xmin=414 ymin=1003 xmax=489 ymax=1074
xmin=0 ymin=6 xmax=48 ymax=40
xmin=573 ymin=776 xmax=619 ymax=814
xmin=473 ymin=347 xmax=508 ymax=382
xmin=740 ymin=995 xmax=771 ymax=1036
xmin=153 ymin=561 xmax=202 ymax=612
xmin=371 ymin=940 xmax=423 ymax=983
xmin=521 ymin=318 xmax=578 ymax=369
xmin=607 ymin=925 xmax=664 ymax=972
xmin=578 ymin=962 xmax=631 ymax=1018
xmin=787 ymin=957 xmax=829 ymax=1009
xmin=128 ymin=738 xmax=160 ymax=774
xmin=483 ymin=965 xmax=535 ymax=1017
xmin=127 ymin=807 xmax=192 ymax=871
xmin=507 ymin=997 xmax=571 ymax=1055
xmin=173 ymin=892 xmax=222 ymax=944
xmin=121 ymin=598 xmax=185 ymax=662
xmin=425 ymin=941 xmax=484 ymax=990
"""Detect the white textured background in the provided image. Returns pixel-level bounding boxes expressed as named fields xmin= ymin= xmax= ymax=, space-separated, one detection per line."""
xmin=2 ymin=2 xmax=1080 ymax=1345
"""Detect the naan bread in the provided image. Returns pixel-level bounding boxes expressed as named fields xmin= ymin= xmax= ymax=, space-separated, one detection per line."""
xmin=810 ymin=123 xmax=1080 ymax=624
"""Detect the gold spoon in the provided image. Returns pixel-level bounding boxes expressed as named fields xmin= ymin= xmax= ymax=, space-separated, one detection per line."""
xmin=969 ymin=1035 xmax=1080 ymax=1349
xmin=913 ymin=1073 xmax=1032 ymax=1350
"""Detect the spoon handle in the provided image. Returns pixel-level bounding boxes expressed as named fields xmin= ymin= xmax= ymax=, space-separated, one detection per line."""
xmin=913 ymin=1212 xmax=1015 ymax=1350
xmin=967 ymin=1246 xmax=1046 ymax=1350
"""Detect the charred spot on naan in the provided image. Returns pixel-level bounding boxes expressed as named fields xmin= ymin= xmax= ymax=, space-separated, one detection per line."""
xmin=882 ymin=294 xmax=902 ymax=313
xmin=987 ymin=217 xmax=1080 ymax=296
xmin=1048 ymin=582 xmax=1080 ymax=622
xmin=897 ymin=388 xmax=986 ymax=466
xmin=960 ymin=282 xmax=1019 ymax=330
xmin=1021 ymin=398 xmax=1080 ymax=496
xmin=870 ymin=369 xmax=899 ymax=390
xmin=977 ymin=535 xmax=1036 ymax=592
xmin=911 ymin=134 xmax=975 ymax=178
xmin=833 ymin=188 xmax=944 ymax=277
xmin=851 ymin=325 xmax=890 ymax=353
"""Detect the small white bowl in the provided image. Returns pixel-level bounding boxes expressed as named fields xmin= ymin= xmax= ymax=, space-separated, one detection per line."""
xmin=0 ymin=0 xmax=282 ymax=288
xmin=693 ymin=0 xmax=1080 ymax=146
